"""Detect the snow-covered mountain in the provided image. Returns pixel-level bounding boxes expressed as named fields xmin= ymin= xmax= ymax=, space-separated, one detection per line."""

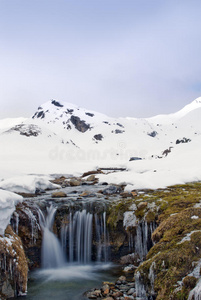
xmin=0 ymin=98 xmax=201 ymax=189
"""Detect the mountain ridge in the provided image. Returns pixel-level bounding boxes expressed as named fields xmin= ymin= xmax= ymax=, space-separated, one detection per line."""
xmin=0 ymin=97 xmax=201 ymax=190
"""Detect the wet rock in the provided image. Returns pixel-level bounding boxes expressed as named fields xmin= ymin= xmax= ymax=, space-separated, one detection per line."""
xmin=124 ymin=296 xmax=134 ymax=300
xmin=137 ymin=202 xmax=148 ymax=210
xmin=80 ymin=191 xmax=96 ymax=197
xmin=120 ymin=253 xmax=135 ymax=265
xmin=120 ymin=192 xmax=133 ymax=198
xmin=102 ymin=284 xmax=110 ymax=295
xmin=0 ymin=226 xmax=28 ymax=297
xmin=123 ymin=265 xmax=135 ymax=272
xmin=102 ymin=185 xmax=122 ymax=195
xmin=93 ymin=289 xmax=102 ymax=297
xmin=127 ymin=288 xmax=135 ymax=295
xmin=69 ymin=190 xmax=78 ymax=194
xmin=86 ymin=175 xmax=96 ymax=181
xmin=87 ymin=293 xmax=98 ymax=299
xmin=82 ymin=170 xmax=103 ymax=177
xmin=69 ymin=179 xmax=82 ymax=186
xmin=112 ymin=291 xmax=123 ymax=297
xmin=35 ymin=187 xmax=45 ymax=195
xmin=52 ymin=191 xmax=67 ymax=198
xmin=118 ymin=276 xmax=127 ymax=282
xmin=2 ymin=280 xmax=14 ymax=298
xmin=131 ymin=191 xmax=137 ymax=197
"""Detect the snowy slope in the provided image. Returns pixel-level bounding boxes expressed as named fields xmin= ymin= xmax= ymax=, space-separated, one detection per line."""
xmin=0 ymin=117 xmax=27 ymax=133
xmin=148 ymin=97 xmax=201 ymax=125
xmin=0 ymin=97 xmax=201 ymax=190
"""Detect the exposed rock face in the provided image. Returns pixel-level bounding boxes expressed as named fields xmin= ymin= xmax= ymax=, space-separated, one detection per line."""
xmin=85 ymin=112 xmax=94 ymax=117
xmin=114 ymin=129 xmax=125 ymax=134
xmin=37 ymin=111 xmax=45 ymax=119
xmin=94 ymin=134 xmax=103 ymax=141
xmin=6 ymin=124 xmax=41 ymax=137
xmin=51 ymin=100 xmax=64 ymax=107
xmin=129 ymin=157 xmax=142 ymax=161
xmin=70 ymin=115 xmax=90 ymax=132
xmin=0 ymin=226 xmax=28 ymax=299
xmin=148 ymin=130 xmax=158 ymax=137
xmin=176 ymin=137 xmax=191 ymax=144
xmin=11 ymin=202 xmax=42 ymax=270
xmin=102 ymin=185 xmax=123 ymax=195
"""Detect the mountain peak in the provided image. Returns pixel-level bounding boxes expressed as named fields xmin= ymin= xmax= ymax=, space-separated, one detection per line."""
xmin=191 ymin=96 xmax=201 ymax=104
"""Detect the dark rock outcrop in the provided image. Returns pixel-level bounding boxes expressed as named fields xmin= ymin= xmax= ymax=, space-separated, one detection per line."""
xmin=148 ymin=130 xmax=158 ymax=137
xmin=70 ymin=116 xmax=90 ymax=133
xmin=85 ymin=112 xmax=94 ymax=117
xmin=0 ymin=226 xmax=28 ymax=299
xmin=51 ymin=100 xmax=64 ymax=107
xmin=94 ymin=134 xmax=103 ymax=141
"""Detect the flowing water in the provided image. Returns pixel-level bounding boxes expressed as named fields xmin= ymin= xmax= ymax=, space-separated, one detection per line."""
xmin=13 ymin=183 xmax=156 ymax=300
xmin=19 ymin=204 xmax=117 ymax=300
xmin=23 ymin=263 xmax=119 ymax=300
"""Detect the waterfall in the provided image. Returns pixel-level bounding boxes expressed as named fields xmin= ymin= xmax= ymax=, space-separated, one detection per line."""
xmin=61 ymin=210 xmax=109 ymax=264
xmin=95 ymin=211 xmax=109 ymax=262
xmin=38 ymin=205 xmax=66 ymax=269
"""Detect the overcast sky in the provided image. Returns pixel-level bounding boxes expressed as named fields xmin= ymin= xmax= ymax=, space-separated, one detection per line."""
xmin=1 ymin=0 xmax=201 ymax=119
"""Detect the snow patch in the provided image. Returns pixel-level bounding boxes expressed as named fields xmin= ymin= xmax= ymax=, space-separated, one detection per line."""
xmin=0 ymin=190 xmax=23 ymax=235
xmin=0 ymin=175 xmax=59 ymax=194
xmin=178 ymin=230 xmax=201 ymax=244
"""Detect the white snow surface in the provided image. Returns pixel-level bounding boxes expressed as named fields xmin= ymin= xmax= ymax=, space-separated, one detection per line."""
xmin=0 ymin=97 xmax=201 ymax=191
xmin=0 ymin=175 xmax=59 ymax=194
xmin=0 ymin=189 xmax=23 ymax=235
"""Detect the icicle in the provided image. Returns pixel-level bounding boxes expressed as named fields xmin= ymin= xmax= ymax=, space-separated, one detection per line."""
xmin=148 ymin=261 xmax=156 ymax=296
xmin=135 ymin=271 xmax=148 ymax=300
xmin=14 ymin=212 xmax=19 ymax=235
xmin=24 ymin=208 xmax=39 ymax=245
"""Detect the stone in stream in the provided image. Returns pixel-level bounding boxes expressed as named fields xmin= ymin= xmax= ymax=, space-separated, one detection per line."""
xmin=51 ymin=191 xmax=67 ymax=198
xmin=127 ymin=288 xmax=135 ymax=295
xmin=69 ymin=179 xmax=82 ymax=186
xmin=86 ymin=174 xmax=96 ymax=181
xmin=80 ymin=190 xmax=97 ymax=197
xmin=102 ymin=185 xmax=123 ymax=195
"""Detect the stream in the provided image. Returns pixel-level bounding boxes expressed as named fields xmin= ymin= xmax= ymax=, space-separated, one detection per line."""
xmin=21 ymin=263 xmax=120 ymax=300
xmin=13 ymin=180 xmax=124 ymax=299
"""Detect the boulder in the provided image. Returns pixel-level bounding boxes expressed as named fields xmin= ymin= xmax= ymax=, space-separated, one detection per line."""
xmin=137 ymin=202 xmax=148 ymax=210
xmin=52 ymin=191 xmax=67 ymax=198
xmin=102 ymin=185 xmax=122 ymax=195
xmin=86 ymin=175 xmax=96 ymax=181
xmin=120 ymin=192 xmax=133 ymax=198
xmin=80 ymin=191 xmax=96 ymax=197
xmin=69 ymin=179 xmax=82 ymax=186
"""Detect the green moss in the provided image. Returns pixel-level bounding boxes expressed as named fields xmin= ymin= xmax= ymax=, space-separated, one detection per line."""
xmin=132 ymin=182 xmax=201 ymax=300
xmin=107 ymin=199 xmax=133 ymax=228
xmin=145 ymin=210 xmax=156 ymax=223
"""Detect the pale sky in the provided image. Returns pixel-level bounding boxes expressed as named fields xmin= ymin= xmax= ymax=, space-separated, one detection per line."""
xmin=1 ymin=0 xmax=201 ymax=119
